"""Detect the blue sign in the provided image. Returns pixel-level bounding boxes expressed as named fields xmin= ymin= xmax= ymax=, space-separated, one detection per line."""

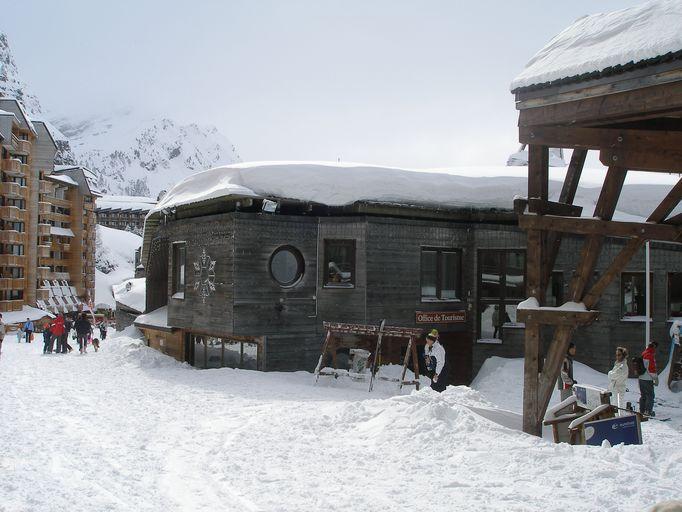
xmin=584 ymin=415 xmax=642 ymax=446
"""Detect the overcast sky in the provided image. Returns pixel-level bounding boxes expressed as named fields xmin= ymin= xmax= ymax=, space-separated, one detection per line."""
xmin=8 ymin=0 xmax=675 ymax=183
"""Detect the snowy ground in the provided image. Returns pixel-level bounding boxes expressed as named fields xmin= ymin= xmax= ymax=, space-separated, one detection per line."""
xmin=1 ymin=331 xmax=681 ymax=512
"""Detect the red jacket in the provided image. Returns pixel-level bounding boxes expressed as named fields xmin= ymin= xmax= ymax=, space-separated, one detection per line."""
xmin=50 ymin=317 xmax=65 ymax=337
xmin=642 ymin=346 xmax=657 ymax=374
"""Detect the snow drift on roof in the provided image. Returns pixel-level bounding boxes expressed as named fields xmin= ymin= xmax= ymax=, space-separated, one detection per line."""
xmin=97 ymin=195 xmax=156 ymax=212
xmin=134 ymin=306 xmax=168 ymax=330
xmin=511 ymin=0 xmax=682 ymax=91
xmin=47 ymin=174 xmax=78 ymax=186
xmin=1 ymin=305 xmax=54 ymax=325
xmin=152 ymin=161 xmax=526 ymax=215
xmin=112 ymin=278 xmax=145 ymax=313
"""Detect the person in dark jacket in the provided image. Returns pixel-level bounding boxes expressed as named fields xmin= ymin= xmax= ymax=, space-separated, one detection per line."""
xmin=98 ymin=322 xmax=107 ymax=341
xmin=42 ymin=320 xmax=52 ymax=354
xmin=63 ymin=317 xmax=74 ymax=353
xmin=74 ymin=314 xmax=92 ymax=354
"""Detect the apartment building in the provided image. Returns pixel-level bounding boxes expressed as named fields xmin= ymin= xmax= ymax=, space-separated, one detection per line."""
xmin=95 ymin=195 xmax=156 ymax=234
xmin=0 ymin=98 xmax=100 ymax=320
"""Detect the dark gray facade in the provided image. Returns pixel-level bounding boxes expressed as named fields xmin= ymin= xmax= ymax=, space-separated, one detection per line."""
xmin=144 ymin=209 xmax=682 ymax=381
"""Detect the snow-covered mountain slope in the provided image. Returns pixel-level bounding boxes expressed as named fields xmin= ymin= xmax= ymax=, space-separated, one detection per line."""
xmin=54 ymin=111 xmax=241 ymax=197
xmin=0 ymin=33 xmax=41 ymax=115
xmin=95 ymin=225 xmax=142 ymax=309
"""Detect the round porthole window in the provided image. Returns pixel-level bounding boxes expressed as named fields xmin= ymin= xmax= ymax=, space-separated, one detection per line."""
xmin=269 ymin=246 xmax=304 ymax=287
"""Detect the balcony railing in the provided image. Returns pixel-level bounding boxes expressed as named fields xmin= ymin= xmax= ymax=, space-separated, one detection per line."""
xmin=15 ymin=139 xmax=31 ymax=154
xmin=38 ymin=223 xmax=52 ymax=236
xmin=39 ymin=181 xmax=55 ymax=194
xmin=38 ymin=202 xmax=52 ymax=215
xmin=52 ymin=271 xmax=70 ymax=280
xmin=0 ymin=230 xmax=25 ymax=244
xmin=45 ymin=195 xmax=71 ymax=208
xmin=0 ymin=300 xmax=23 ymax=313
xmin=37 ymin=288 xmax=50 ymax=301
xmin=0 ymin=181 xmax=21 ymax=198
xmin=37 ymin=267 xmax=50 ymax=279
xmin=1 ymin=158 xmax=23 ymax=176
xmin=37 ymin=245 xmax=51 ymax=258
xmin=0 ymin=205 xmax=23 ymax=222
xmin=0 ymin=277 xmax=25 ymax=290
xmin=0 ymin=254 xmax=24 ymax=266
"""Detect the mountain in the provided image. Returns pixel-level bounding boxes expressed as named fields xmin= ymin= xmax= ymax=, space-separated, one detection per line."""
xmin=0 ymin=31 xmax=240 ymax=196
xmin=54 ymin=111 xmax=241 ymax=197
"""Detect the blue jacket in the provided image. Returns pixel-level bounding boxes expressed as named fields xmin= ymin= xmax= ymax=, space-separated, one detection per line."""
xmin=23 ymin=321 xmax=34 ymax=332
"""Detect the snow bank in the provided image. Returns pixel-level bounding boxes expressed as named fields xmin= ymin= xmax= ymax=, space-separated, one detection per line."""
xmin=511 ymin=0 xmax=682 ymax=90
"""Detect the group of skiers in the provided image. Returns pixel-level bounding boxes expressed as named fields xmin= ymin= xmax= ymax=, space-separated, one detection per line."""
xmin=558 ymin=340 xmax=662 ymax=417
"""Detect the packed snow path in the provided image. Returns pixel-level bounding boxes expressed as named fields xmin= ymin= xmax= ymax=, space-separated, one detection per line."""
xmin=1 ymin=333 xmax=680 ymax=512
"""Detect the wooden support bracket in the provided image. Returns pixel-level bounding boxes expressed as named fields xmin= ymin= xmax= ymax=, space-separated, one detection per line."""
xmin=517 ymin=308 xmax=600 ymax=327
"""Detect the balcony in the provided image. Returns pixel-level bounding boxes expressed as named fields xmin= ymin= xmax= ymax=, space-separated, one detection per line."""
xmin=0 ymin=277 xmax=25 ymax=290
xmin=37 ymin=267 xmax=50 ymax=279
xmin=37 ymin=288 xmax=50 ymax=301
xmin=0 ymin=181 xmax=21 ymax=198
xmin=45 ymin=195 xmax=70 ymax=208
xmin=38 ymin=202 xmax=52 ymax=215
xmin=39 ymin=181 xmax=55 ymax=194
xmin=0 ymin=300 xmax=23 ymax=313
xmin=12 ymin=138 xmax=30 ymax=154
xmin=52 ymin=271 xmax=70 ymax=281
xmin=0 ymin=230 xmax=25 ymax=244
xmin=37 ymin=245 xmax=51 ymax=258
xmin=38 ymin=223 xmax=52 ymax=236
xmin=0 ymin=205 xmax=23 ymax=222
xmin=1 ymin=158 xmax=23 ymax=177
xmin=0 ymin=254 xmax=24 ymax=266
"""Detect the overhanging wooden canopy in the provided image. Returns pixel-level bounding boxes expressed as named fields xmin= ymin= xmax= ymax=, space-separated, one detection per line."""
xmin=513 ymin=59 xmax=682 ymax=436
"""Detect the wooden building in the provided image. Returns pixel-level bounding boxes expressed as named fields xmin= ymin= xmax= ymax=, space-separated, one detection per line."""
xmin=136 ymin=163 xmax=682 ymax=385
xmin=0 ymin=97 xmax=99 ymax=318
xmin=510 ymin=3 xmax=682 ymax=434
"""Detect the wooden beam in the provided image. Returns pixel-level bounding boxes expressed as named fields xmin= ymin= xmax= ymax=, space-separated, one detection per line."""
xmin=582 ymin=177 xmax=682 ymax=308
xmin=518 ymin=214 xmax=682 ymax=243
xmin=527 ymin=198 xmax=583 ymax=217
xmin=600 ymin=148 xmax=682 ymax=173
xmin=518 ymin=80 xmax=682 ymax=127
xmin=542 ymin=149 xmax=587 ymax=290
xmin=517 ymin=308 xmax=600 ymax=327
xmin=528 ymin=145 xmax=549 ymax=200
xmin=666 ymin=213 xmax=682 ymax=225
xmin=520 ymin=125 xmax=682 ymax=153
xmin=522 ymin=323 xmax=542 ymax=436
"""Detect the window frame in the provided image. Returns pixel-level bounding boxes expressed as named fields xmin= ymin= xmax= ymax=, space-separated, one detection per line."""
xmin=620 ymin=271 xmax=653 ymax=320
xmin=668 ymin=272 xmax=682 ymax=319
xmin=477 ymin=248 xmax=527 ymax=343
xmin=171 ymin=241 xmax=187 ymax=299
xmin=269 ymin=245 xmax=305 ymax=288
xmin=419 ymin=247 xmax=463 ymax=302
xmin=323 ymin=239 xmax=356 ymax=289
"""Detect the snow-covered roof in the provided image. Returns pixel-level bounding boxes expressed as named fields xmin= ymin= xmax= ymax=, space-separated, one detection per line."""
xmin=0 ymin=97 xmax=36 ymax=134
xmin=97 ymin=195 xmax=156 ymax=212
xmin=50 ymin=226 xmax=75 ymax=237
xmin=511 ymin=0 xmax=682 ymax=91
xmin=47 ymin=174 xmax=78 ymax=186
xmin=152 ymin=161 xmax=526 ymax=215
xmin=134 ymin=306 xmax=169 ymax=330
xmin=112 ymin=277 xmax=145 ymax=314
xmin=0 ymin=305 xmax=54 ymax=326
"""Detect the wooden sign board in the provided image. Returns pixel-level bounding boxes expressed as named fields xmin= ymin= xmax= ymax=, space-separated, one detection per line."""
xmin=415 ymin=310 xmax=466 ymax=324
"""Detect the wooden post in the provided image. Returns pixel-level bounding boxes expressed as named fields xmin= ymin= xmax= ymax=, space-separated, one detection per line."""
xmin=522 ymin=145 xmax=548 ymax=435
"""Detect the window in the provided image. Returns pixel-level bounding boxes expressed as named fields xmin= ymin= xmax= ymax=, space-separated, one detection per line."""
xmin=621 ymin=272 xmax=653 ymax=319
xmin=324 ymin=239 xmax=355 ymax=288
xmin=478 ymin=249 xmax=526 ymax=342
xmin=669 ymin=273 xmax=682 ymax=318
xmin=269 ymin=246 xmax=304 ymax=287
xmin=546 ymin=271 xmax=564 ymax=307
xmin=420 ymin=248 xmax=462 ymax=301
xmin=172 ymin=242 xmax=186 ymax=298
xmin=190 ymin=334 xmax=260 ymax=370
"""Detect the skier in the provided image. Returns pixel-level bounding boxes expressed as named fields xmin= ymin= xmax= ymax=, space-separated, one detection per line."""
xmin=23 ymin=318 xmax=34 ymax=343
xmin=74 ymin=314 xmax=92 ymax=354
xmin=424 ymin=329 xmax=448 ymax=392
xmin=51 ymin=315 xmax=65 ymax=354
xmin=639 ymin=341 xmax=659 ymax=416
xmin=558 ymin=342 xmax=577 ymax=400
xmin=0 ymin=313 xmax=5 ymax=359
xmin=608 ymin=346 xmax=629 ymax=411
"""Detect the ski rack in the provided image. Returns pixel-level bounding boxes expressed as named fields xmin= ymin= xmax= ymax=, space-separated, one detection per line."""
xmin=314 ymin=321 xmax=424 ymax=392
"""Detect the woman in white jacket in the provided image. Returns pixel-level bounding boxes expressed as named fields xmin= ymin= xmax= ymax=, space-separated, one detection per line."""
xmin=608 ymin=346 xmax=629 ymax=411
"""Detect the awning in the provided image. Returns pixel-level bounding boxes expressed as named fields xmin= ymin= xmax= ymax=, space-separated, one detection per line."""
xmin=50 ymin=226 xmax=75 ymax=237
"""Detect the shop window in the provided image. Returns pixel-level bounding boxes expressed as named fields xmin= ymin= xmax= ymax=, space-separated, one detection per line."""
xmin=190 ymin=334 xmax=259 ymax=370
xmin=172 ymin=242 xmax=186 ymax=298
xmin=621 ymin=272 xmax=653 ymax=319
xmin=420 ymin=248 xmax=462 ymax=301
xmin=477 ymin=249 xmax=526 ymax=342
xmin=668 ymin=273 xmax=682 ymax=318
xmin=324 ymin=239 xmax=355 ymax=288
xmin=270 ymin=246 xmax=304 ymax=287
